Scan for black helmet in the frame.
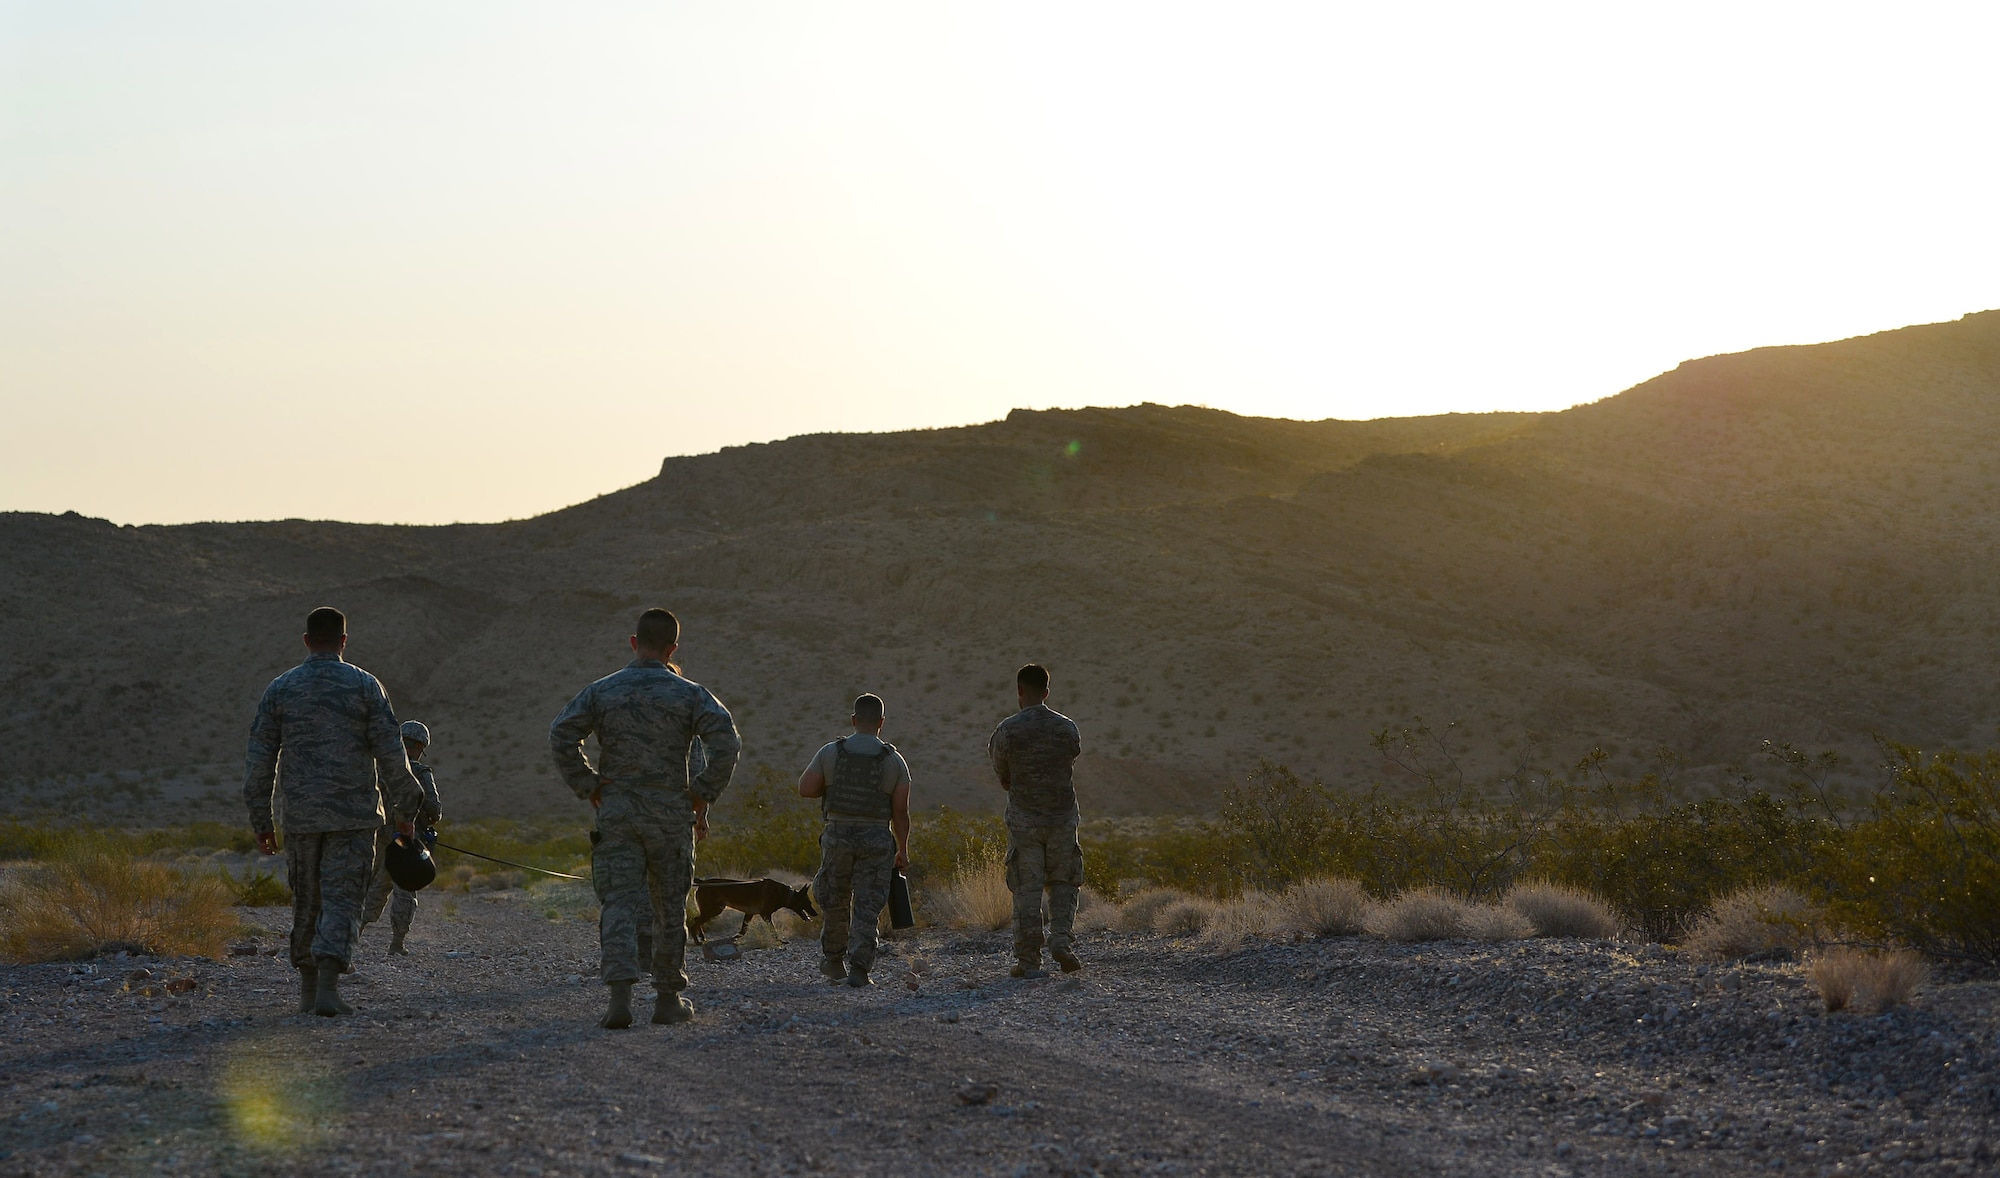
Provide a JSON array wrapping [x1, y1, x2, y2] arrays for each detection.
[[384, 832, 437, 892]]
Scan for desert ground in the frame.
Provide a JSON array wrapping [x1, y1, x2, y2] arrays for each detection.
[[2, 889, 1993, 1176]]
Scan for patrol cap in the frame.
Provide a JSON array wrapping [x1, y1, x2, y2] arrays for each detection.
[[400, 720, 431, 746]]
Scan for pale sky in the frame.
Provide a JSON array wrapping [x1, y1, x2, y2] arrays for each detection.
[[5, 2, 1998, 525]]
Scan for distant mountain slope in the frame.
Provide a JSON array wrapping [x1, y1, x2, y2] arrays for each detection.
[[5, 311, 1999, 826]]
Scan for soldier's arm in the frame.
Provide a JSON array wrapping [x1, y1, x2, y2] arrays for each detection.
[[417, 764, 443, 826], [989, 726, 1011, 789], [890, 778, 911, 868], [548, 686, 602, 800], [367, 680, 424, 822], [242, 685, 283, 837], [688, 689, 741, 804]]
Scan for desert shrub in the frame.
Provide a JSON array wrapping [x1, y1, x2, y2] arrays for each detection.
[[1505, 882, 1621, 939], [1277, 877, 1370, 938], [0, 835, 239, 961], [1814, 742, 2000, 963], [218, 866, 292, 907], [927, 858, 1011, 931], [1366, 887, 1470, 942], [1195, 891, 1285, 952], [1152, 896, 1216, 936], [1809, 947, 1929, 1014], [1116, 887, 1187, 931], [1073, 887, 1118, 933], [1462, 903, 1534, 941], [909, 806, 1007, 889], [1682, 884, 1819, 961], [698, 767, 821, 878]]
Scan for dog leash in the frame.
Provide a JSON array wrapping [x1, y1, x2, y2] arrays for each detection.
[[430, 839, 587, 881]]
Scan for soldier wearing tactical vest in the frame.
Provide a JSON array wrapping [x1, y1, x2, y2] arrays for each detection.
[[989, 663, 1085, 978], [798, 693, 912, 987]]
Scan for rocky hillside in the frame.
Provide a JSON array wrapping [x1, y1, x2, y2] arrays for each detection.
[[5, 311, 2000, 824]]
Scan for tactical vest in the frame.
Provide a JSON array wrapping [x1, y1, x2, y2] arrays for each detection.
[[823, 737, 895, 823]]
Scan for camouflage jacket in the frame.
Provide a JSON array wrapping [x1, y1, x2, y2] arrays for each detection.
[[548, 658, 741, 804], [385, 760, 444, 828], [243, 651, 423, 835], [989, 703, 1083, 823]]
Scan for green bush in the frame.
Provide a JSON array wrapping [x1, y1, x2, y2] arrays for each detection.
[[1817, 742, 2000, 962], [218, 866, 292, 907], [700, 765, 822, 878]]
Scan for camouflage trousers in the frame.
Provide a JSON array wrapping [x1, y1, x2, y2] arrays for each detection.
[[361, 826, 418, 936], [284, 828, 377, 969], [1006, 819, 1083, 962], [812, 822, 896, 972], [592, 789, 695, 991]]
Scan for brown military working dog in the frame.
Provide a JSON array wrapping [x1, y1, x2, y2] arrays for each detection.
[[689, 877, 818, 943]]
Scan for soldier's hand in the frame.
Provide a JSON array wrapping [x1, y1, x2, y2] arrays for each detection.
[[256, 832, 278, 856], [588, 785, 603, 811], [694, 810, 710, 842], [895, 846, 910, 869], [396, 821, 415, 837]]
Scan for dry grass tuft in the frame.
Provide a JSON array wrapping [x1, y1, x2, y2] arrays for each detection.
[[1117, 887, 1189, 932], [1683, 884, 1818, 961], [1195, 892, 1286, 952], [1276, 877, 1371, 938], [1809, 947, 1929, 1014], [1152, 896, 1217, 937], [0, 840, 239, 962], [1463, 903, 1535, 942], [1505, 882, 1623, 939], [1366, 887, 1469, 942], [927, 858, 1012, 931], [1074, 887, 1118, 933]]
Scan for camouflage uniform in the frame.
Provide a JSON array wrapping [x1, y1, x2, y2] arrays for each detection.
[[989, 704, 1084, 964], [807, 735, 910, 974], [243, 651, 423, 969], [551, 660, 739, 992], [363, 757, 443, 939]]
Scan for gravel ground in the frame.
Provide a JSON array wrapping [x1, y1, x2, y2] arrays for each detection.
[[2, 893, 1996, 1176]]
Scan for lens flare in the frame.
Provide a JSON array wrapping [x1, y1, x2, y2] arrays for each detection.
[[218, 1039, 341, 1153]]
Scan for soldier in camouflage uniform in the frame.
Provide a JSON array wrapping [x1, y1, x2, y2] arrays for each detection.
[[362, 720, 444, 955], [551, 608, 740, 1029], [988, 663, 1085, 978], [797, 694, 911, 987], [244, 607, 424, 1017]]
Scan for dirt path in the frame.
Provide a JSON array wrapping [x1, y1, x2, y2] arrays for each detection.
[[2, 894, 1994, 1175]]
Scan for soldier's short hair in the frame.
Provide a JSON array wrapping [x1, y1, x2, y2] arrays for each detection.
[[635, 607, 680, 652], [305, 606, 346, 642], [853, 694, 884, 724], [1017, 663, 1050, 694]]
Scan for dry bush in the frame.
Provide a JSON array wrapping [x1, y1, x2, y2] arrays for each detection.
[[1505, 882, 1623, 939], [1463, 903, 1534, 942], [1152, 896, 1217, 937], [1074, 887, 1118, 933], [1683, 884, 1818, 961], [1195, 892, 1287, 952], [1366, 887, 1470, 942], [1117, 887, 1189, 932], [0, 842, 238, 962], [1809, 948, 1929, 1013], [927, 859, 1012, 931], [1276, 877, 1370, 938]]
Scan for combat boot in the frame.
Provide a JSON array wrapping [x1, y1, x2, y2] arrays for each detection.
[[387, 929, 408, 956], [297, 965, 318, 1013], [1010, 958, 1046, 980], [819, 954, 847, 981], [1051, 948, 1083, 973], [311, 956, 353, 1016], [652, 991, 694, 1024], [846, 964, 872, 988], [600, 980, 634, 1030]]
